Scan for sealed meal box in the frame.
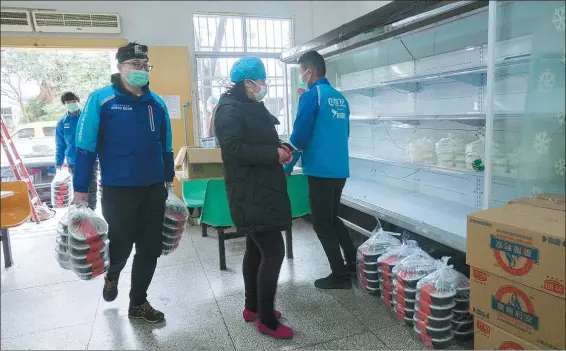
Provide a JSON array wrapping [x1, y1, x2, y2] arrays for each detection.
[[469, 267, 565, 350], [467, 202, 565, 298], [474, 319, 539, 350]]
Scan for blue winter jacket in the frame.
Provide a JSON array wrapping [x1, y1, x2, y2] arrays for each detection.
[[283, 78, 350, 179], [73, 74, 174, 193], [55, 112, 80, 167]]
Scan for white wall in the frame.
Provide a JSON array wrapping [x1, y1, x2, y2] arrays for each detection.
[[310, 1, 392, 38]]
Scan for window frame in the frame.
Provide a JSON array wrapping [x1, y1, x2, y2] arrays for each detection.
[[192, 13, 294, 141]]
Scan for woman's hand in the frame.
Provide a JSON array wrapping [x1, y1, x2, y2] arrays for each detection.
[[277, 147, 292, 165]]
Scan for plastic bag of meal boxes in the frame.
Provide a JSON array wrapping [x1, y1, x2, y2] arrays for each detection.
[[413, 263, 472, 349], [162, 191, 189, 255], [356, 221, 402, 296], [376, 240, 421, 308], [392, 251, 443, 326], [51, 168, 74, 208], [59, 204, 110, 280]]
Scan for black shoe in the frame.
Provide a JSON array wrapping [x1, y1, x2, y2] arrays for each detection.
[[102, 276, 118, 302], [345, 262, 357, 275], [128, 301, 165, 323], [314, 274, 352, 290]]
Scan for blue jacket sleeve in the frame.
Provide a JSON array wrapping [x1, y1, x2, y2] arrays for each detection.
[[73, 92, 99, 193], [161, 102, 175, 183], [283, 151, 301, 174], [289, 89, 318, 150], [55, 118, 66, 167]]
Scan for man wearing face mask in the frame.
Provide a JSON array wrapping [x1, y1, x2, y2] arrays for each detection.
[[284, 51, 356, 290], [55, 92, 98, 210], [72, 42, 174, 323], [214, 57, 295, 339]]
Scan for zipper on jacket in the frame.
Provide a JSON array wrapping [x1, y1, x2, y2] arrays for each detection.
[[148, 105, 155, 132]]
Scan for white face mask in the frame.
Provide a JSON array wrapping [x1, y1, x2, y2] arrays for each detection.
[[250, 80, 268, 101]]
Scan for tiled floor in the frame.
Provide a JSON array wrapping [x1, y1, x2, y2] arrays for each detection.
[[1, 218, 471, 350]]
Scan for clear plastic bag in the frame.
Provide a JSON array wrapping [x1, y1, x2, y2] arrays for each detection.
[[65, 204, 109, 280], [356, 220, 402, 295], [408, 137, 437, 165], [55, 212, 71, 270], [51, 169, 74, 208], [413, 264, 472, 348], [377, 240, 420, 308], [162, 191, 189, 255]]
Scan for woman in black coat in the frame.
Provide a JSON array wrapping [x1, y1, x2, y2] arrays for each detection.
[[213, 57, 295, 340]]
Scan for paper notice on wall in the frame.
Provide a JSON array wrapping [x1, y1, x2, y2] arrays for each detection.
[[163, 95, 181, 119]]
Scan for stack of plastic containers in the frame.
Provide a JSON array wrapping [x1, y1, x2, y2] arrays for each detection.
[[51, 169, 73, 208], [408, 137, 437, 165], [376, 240, 420, 309], [413, 265, 472, 349], [436, 135, 457, 168], [65, 205, 109, 280], [161, 192, 189, 255], [55, 212, 71, 269], [356, 224, 401, 296], [392, 251, 442, 326]]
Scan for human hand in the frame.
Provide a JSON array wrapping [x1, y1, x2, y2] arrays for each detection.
[[277, 147, 292, 165], [72, 192, 89, 205], [285, 173, 291, 178]]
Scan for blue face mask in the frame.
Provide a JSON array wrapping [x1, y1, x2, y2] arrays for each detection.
[[126, 69, 149, 87]]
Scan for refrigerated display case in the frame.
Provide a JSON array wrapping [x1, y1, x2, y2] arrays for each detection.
[[280, 1, 565, 252]]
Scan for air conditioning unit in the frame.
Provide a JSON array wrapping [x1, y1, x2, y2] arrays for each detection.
[[1, 9, 33, 32], [32, 10, 121, 34]]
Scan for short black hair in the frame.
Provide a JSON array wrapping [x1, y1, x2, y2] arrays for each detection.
[[297, 51, 326, 77], [60, 91, 79, 105]]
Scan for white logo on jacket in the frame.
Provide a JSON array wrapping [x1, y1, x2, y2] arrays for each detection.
[[331, 109, 346, 119], [328, 98, 346, 107], [110, 104, 133, 111]]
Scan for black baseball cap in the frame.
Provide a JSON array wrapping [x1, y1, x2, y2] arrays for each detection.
[[116, 42, 148, 63]]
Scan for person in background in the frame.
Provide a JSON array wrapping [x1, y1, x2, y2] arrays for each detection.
[[284, 51, 356, 290], [214, 57, 295, 339], [72, 42, 174, 323], [55, 91, 98, 210]]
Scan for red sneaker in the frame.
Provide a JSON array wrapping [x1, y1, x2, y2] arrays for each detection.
[[243, 308, 282, 322], [256, 320, 295, 339]]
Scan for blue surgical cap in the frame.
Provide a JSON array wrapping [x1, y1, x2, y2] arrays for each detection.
[[230, 57, 266, 83]]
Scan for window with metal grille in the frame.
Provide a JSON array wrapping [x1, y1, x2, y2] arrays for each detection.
[[193, 14, 293, 139]]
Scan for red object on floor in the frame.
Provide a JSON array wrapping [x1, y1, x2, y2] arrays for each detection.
[[256, 320, 295, 339], [242, 308, 282, 322]]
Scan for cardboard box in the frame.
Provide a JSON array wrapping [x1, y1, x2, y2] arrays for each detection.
[[474, 318, 539, 350], [510, 193, 565, 212], [467, 203, 565, 298], [470, 267, 565, 349], [174, 146, 224, 179]]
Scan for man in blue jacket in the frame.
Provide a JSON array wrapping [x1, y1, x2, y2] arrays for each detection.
[[284, 51, 356, 290], [55, 91, 98, 210], [73, 42, 174, 323]]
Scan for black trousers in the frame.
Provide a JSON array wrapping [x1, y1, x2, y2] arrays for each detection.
[[243, 229, 285, 325], [69, 161, 98, 211], [308, 176, 357, 275], [102, 183, 167, 306]]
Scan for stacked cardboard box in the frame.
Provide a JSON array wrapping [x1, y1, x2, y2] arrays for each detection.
[[466, 194, 565, 350], [174, 146, 224, 179]]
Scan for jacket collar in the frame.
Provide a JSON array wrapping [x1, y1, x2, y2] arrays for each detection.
[[308, 77, 330, 89], [110, 73, 153, 101]]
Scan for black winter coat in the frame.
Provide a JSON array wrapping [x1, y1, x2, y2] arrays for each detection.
[[214, 95, 292, 233]]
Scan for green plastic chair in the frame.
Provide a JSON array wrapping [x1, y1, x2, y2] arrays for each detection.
[[284, 174, 311, 259], [182, 179, 209, 208], [199, 178, 241, 270]]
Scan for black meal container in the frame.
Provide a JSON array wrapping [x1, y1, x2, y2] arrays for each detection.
[[75, 260, 110, 280], [69, 247, 107, 266], [68, 238, 107, 256], [455, 286, 470, 299], [55, 247, 69, 262], [72, 258, 108, 274], [364, 261, 378, 271], [412, 325, 454, 350], [56, 237, 67, 253], [162, 241, 179, 253], [414, 312, 453, 329], [424, 326, 453, 340], [403, 288, 417, 300], [163, 221, 183, 235], [365, 279, 379, 289], [399, 275, 423, 289], [452, 309, 472, 321], [419, 284, 457, 306], [162, 230, 181, 245], [453, 329, 473, 341], [404, 316, 413, 326], [366, 286, 381, 297], [451, 319, 474, 333], [362, 252, 380, 262], [422, 301, 456, 319], [68, 231, 108, 247], [399, 298, 416, 311], [163, 213, 185, 227], [454, 298, 469, 311], [363, 270, 379, 281]]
